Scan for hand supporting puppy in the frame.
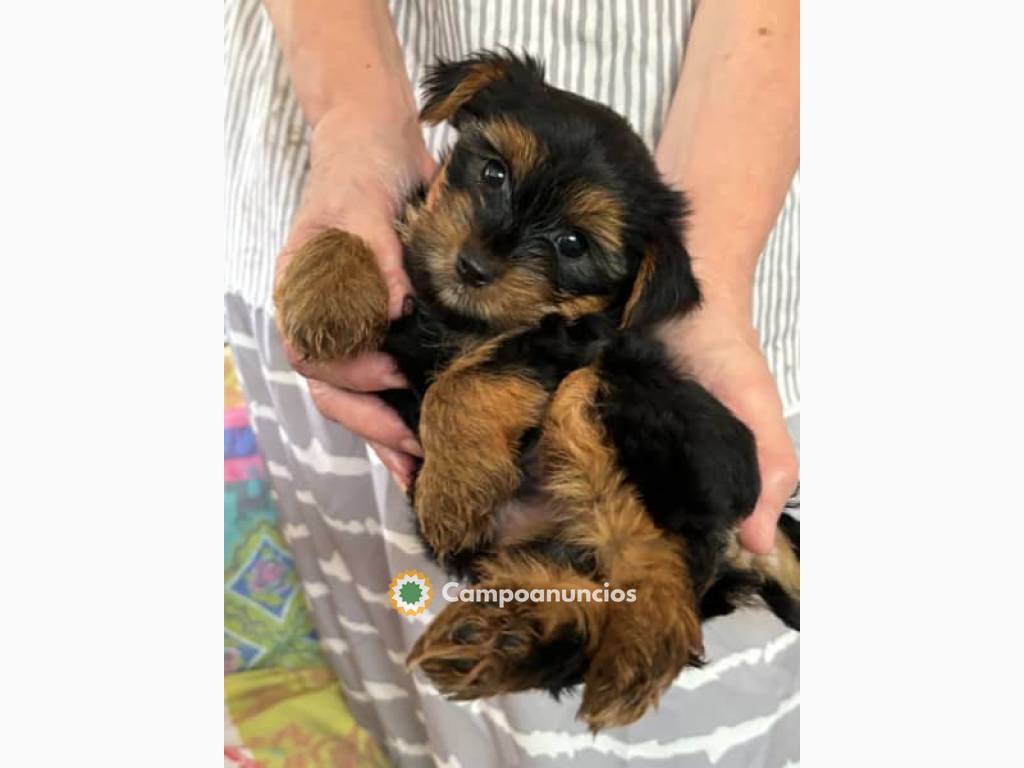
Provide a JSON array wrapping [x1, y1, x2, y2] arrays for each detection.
[[273, 113, 435, 490], [265, 0, 436, 490], [660, 308, 798, 555], [654, 0, 800, 554]]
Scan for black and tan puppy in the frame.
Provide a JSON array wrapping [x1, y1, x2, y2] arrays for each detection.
[[275, 51, 799, 731]]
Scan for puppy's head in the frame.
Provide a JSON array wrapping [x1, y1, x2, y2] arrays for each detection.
[[401, 51, 699, 331]]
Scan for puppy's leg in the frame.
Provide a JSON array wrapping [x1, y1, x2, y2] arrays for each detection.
[[702, 515, 800, 629], [597, 332, 760, 543], [273, 229, 389, 361], [413, 348, 550, 559], [407, 550, 602, 700], [541, 367, 704, 731]]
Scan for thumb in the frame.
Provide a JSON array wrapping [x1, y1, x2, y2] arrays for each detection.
[[739, 430, 799, 554], [361, 225, 413, 321]]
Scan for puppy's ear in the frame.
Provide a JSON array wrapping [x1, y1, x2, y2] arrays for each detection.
[[621, 216, 701, 329], [420, 50, 545, 127]]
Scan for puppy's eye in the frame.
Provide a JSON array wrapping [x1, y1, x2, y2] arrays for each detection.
[[556, 231, 588, 259], [481, 160, 507, 188]]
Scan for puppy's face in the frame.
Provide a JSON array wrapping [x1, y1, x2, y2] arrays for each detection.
[[401, 53, 699, 331]]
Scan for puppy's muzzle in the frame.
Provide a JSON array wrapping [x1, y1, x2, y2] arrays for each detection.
[[456, 249, 500, 287]]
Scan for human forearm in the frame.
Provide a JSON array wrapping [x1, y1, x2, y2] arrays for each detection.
[[655, 0, 799, 318], [264, 0, 419, 129]]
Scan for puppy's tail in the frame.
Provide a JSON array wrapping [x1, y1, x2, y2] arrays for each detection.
[[699, 511, 801, 630]]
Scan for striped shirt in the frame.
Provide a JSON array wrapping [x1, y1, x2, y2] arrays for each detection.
[[225, 0, 800, 415]]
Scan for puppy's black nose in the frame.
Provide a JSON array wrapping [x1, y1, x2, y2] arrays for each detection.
[[456, 253, 494, 287]]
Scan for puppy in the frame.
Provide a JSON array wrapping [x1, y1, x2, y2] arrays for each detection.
[[275, 51, 799, 731]]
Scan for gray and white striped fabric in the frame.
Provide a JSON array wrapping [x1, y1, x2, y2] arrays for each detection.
[[225, 1, 799, 765]]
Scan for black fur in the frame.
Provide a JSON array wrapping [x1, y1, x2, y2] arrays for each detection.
[[698, 513, 801, 629], [597, 332, 761, 588], [386, 51, 798, 633]]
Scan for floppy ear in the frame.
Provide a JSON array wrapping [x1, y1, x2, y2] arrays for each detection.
[[420, 50, 545, 127], [621, 221, 702, 328]]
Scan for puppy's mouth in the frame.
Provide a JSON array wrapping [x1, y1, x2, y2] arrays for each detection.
[[433, 253, 556, 329]]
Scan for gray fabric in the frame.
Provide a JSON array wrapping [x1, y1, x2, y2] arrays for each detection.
[[226, 295, 799, 768]]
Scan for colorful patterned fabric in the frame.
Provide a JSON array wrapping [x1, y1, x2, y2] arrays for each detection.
[[225, 348, 392, 767], [225, 349, 322, 673], [225, 667, 390, 768]]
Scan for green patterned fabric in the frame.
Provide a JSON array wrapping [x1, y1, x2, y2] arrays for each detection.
[[225, 520, 324, 671]]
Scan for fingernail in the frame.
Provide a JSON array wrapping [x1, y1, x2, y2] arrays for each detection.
[[400, 438, 424, 457], [383, 371, 409, 389]]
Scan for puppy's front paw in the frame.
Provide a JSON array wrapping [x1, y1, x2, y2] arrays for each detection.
[[273, 229, 389, 361], [411, 459, 505, 560]]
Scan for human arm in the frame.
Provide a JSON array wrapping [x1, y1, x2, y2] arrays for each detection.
[[654, 0, 800, 553], [264, 0, 436, 487]]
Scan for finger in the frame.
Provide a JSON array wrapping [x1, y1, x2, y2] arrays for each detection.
[[367, 441, 417, 493], [739, 440, 799, 554], [308, 380, 423, 456], [371, 235, 415, 320], [287, 346, 408, 392]]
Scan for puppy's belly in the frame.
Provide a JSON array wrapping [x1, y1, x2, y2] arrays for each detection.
[[492, 432, 557, 546], [493, 493, 556, 546]]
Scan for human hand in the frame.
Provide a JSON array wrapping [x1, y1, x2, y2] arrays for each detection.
[[660, 305, 799, 555], [274, 108, 436, 490]]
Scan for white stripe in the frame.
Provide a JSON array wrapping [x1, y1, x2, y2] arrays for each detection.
[[262, 365, 309, 390], [674, 631, 799, 691], [365, 681, 410, 700], [281, 430, 372, 476], [266, 460, 291, 479], [388, 736, 431, 756], [281, 522, 309, 541], [460, 692, 799, 763], [304, 580, 330, 598], [247, 400, 278, 422], [410, 666, 798, 762], [337, 613, 379, 635], [321, 636, 348, 655], [432, 753, 464, 768], [319, 551, 352, 583], [321, 514, 426, 555], [764, 630, 800, 664], [226, 329, 258, 350], [345, 681, 410, 703]]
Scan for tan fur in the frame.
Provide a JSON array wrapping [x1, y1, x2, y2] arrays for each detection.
[[540, 367, 704, 730], [414, 341, 551, 557], [404, 187, 612, 330], [564, 182, 626, 255], [725, 527, 801, 601], [407, 553, 605, 697], [479, 118, 544, 179], [411, 367, 705, 731], [620, 249, 656, 327], [421, 60, 510, 124], [273, 229, 388, 360]]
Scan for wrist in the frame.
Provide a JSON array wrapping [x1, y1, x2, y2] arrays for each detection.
[[687, 253, 755, 326], [309, 108, 433, 202]]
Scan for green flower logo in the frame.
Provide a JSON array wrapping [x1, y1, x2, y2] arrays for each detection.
[[389, 570, 432, 616]]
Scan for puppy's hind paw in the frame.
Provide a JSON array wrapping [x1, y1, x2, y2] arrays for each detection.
[[408, 579, 594, 700]]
